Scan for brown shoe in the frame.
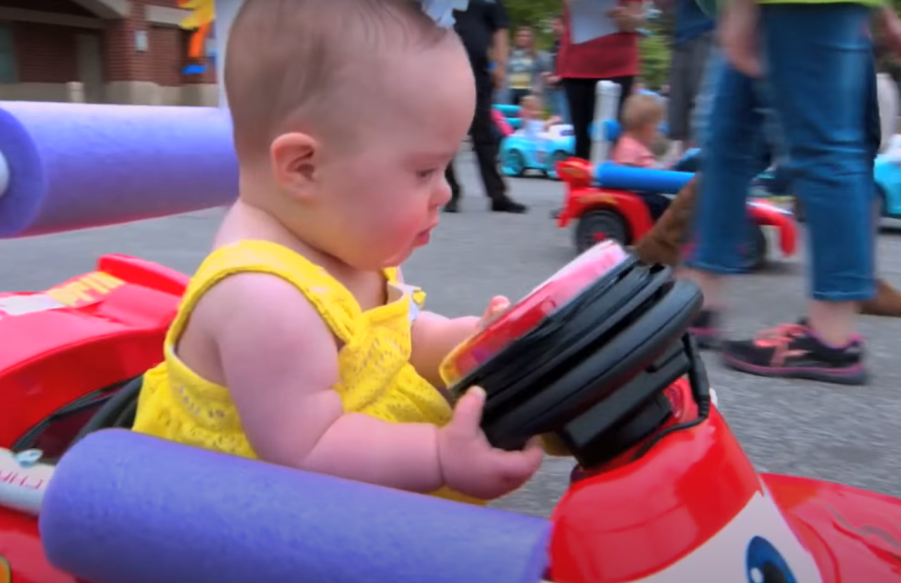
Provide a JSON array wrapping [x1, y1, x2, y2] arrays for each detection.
[[632, 178, 698, 267], [860, 278, 901, 317]]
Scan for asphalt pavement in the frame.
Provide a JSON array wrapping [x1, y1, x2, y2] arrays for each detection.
[[2, 151, 900, 519]]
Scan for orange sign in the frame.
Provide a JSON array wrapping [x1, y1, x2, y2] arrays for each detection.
[[0, 555, 10, 583]]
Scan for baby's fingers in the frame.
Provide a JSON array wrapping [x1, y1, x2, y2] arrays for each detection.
[[493, 438, 544, 482], [450, 386, 487, 437], [481, 296, 510, 326]]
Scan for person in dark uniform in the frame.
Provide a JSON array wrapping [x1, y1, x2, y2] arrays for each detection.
[[445, 0, 527, 214]]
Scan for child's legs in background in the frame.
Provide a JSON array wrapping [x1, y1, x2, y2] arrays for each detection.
[[762, 3, 874, 310]]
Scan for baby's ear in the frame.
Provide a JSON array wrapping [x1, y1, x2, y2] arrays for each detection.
[[270, 132, 319, 201]]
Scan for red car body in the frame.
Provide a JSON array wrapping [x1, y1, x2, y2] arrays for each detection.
[[0, 255, 186, 453], [555, 158, 798, 262], [2, 254, 899, 583]]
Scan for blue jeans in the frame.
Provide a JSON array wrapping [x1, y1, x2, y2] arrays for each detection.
[[692, 48, 784, 170], [547, 87, 571, 124], [686, 3, 875, 302]]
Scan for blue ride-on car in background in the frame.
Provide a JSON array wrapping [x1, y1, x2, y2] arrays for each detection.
[[874, 136, 901, 218], [500, 124, 576, 180]]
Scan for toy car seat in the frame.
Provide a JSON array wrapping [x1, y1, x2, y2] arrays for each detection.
[[71, 376, 143, 442], [10, 376, 142, 463]]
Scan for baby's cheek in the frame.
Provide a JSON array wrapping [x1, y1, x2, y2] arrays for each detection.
[[391, 205, 430, 237]]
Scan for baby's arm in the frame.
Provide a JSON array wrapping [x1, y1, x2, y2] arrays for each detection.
[[543, 115, 562, 130], [410, 312, 482, 387], [397, 268, 499, 387], [204, 273, 445, 493]]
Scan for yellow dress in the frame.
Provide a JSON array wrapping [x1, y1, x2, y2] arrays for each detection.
[[132, 240, 481, 504]]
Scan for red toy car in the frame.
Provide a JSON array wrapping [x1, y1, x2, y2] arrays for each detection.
[[0, 254, 186, 456], [1, 245, 901, 583], [555, 158, 798, 271]]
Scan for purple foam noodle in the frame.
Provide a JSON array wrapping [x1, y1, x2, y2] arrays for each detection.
[[39, 430, 551, 583], [0, 102, 239, 238]]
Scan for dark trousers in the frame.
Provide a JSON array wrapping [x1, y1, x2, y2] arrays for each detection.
[[446, 78, 506, 203], [563, 76, 634, 160]]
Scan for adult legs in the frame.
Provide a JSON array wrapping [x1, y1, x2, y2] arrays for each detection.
[[860, 53, 901, 315], [445, 80, 527, 213], [563, 76, 635, 161], [550, 86, 571, 124], [686, 3, 873, 384], [668, 32, 713, 152], [563, 78, 597, 160]]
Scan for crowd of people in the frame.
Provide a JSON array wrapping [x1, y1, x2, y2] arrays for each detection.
[[445, 0, 711, 212], [448, 0, 901, 386]]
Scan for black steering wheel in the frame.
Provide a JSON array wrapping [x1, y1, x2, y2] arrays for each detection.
[[446, 253, 710, 470]]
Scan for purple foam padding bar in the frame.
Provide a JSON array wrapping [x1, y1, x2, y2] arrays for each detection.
[[40, 430, 551, 583], [0, 102, 238, 238]]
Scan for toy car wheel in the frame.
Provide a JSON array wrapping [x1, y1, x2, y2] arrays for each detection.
[[575, 209, 629, 254], [546, 150, 569, 180], [740, 223, 768, 272], [503, 149, 526, 177]]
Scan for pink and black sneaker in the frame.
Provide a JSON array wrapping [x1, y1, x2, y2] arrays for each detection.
[[721, 321, 867, 385], [689, 309, 721, 350]]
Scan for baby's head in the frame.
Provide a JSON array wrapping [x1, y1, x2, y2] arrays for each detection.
[[621, 93, 664, 146], [226, 0, 475, 270], [519, 95, 542, 120]]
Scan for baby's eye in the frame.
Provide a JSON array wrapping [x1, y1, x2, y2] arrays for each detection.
[[417, 168, 438, 180]]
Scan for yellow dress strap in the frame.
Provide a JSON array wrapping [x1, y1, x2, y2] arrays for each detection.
[[169, 240, 363, 344]]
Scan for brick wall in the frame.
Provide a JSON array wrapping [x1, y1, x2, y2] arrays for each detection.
[[2, 0, 93, 16], [105, 0, 216, 86], [5, 0, 216, 95], [12, 22, 96, 84]]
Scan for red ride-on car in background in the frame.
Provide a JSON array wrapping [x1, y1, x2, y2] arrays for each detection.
[[0, 254, 185, 455], [555, 158, 798, 271]]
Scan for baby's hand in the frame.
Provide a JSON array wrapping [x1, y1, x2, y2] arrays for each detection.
[[480, 296, 510, 328], [437, 387, 543, 500]]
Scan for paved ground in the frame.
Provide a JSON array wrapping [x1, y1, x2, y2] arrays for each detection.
[[3, 152, 901, 519]]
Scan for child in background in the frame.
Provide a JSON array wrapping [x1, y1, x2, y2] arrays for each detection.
[[611, 93, 665, 168], [519, 95, 562, 163], [520, 95, 562, 139], [132, 0, 542, 505]]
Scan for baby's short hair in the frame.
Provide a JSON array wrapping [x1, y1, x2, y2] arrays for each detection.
[[621, 93, 664, 133], [225, 0, 451, 160], [520, 95, 541, 109]]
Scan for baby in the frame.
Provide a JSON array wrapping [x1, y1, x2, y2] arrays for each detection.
[[519, 95, 562, 163], [611, 93, 665, 168], [131, 0, 542, 504], [519, 95, 562, 140]]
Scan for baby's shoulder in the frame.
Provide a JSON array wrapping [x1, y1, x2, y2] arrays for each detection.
[[192, 270, 334, 341]]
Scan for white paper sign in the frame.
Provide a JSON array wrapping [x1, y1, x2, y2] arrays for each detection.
[[569, 0, 620, 44]]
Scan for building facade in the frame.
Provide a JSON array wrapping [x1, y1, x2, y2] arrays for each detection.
[[0, 0, 217, 105]]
